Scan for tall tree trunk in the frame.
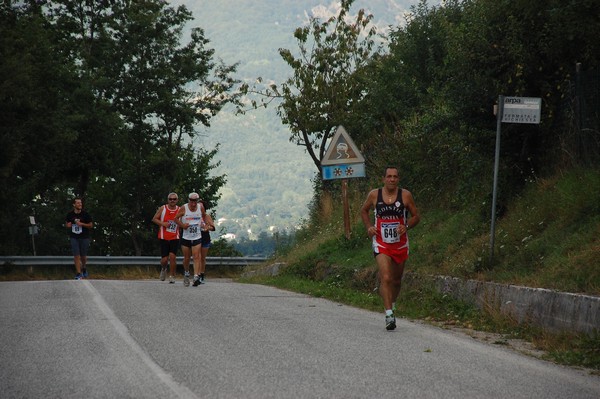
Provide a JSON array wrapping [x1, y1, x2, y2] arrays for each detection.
[[131, 228, 142, 256], [77, 168, 89, 197]]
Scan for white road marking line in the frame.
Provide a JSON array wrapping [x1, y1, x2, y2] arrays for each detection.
[[81, 281, 197, 399]]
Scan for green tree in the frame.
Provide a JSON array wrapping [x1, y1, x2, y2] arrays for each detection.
[[0, 2, 91, 254], [360, 0, 600, 207], [242, 0, 380, 172], [0, 0, 240, 256]]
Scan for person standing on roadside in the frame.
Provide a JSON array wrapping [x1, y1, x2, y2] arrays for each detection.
[[152, 192, 180, 284], [175, 192, 205, 287], [65, 197, 93, 280], [360, 166, 420, 331], [193, 200, 216, 286]]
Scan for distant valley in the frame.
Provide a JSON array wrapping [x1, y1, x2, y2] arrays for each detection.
[[170, 0, 418, 241]]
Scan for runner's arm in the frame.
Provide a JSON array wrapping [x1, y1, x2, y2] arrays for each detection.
[[360, 190, 377, 238], [151, 206, 166, 227], [402, 190, 421, 230]]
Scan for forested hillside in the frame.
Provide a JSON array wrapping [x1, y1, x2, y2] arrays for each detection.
[[234, 0, 600, 256], [2, 0, 598, 259], [195, 111, 315, 239], [0, 0, 418, 257]]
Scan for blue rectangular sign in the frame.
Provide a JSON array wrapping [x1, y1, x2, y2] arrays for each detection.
[[321, 163, 366, 180]]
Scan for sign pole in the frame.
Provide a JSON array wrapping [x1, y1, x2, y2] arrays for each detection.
[[29, 215, 37, 256], [489, 96, 540, 265], [489, 95, 504, 265], [342, 179, 351, 239], [31, 230, 36, 256]]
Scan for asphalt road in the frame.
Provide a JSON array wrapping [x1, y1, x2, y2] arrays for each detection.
[[1, 279, 598, 399]]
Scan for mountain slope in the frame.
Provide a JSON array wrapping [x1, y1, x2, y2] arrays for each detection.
[[169, 0, 420, 239]]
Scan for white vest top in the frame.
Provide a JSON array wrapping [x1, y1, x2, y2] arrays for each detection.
[[181, 203, 203, 241]]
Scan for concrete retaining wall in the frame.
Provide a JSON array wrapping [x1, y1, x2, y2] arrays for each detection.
[[431, 275, 600, 335]]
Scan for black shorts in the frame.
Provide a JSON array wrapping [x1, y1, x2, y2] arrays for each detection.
[[180, 238, 202, 248], [159, 239, 180, 258]]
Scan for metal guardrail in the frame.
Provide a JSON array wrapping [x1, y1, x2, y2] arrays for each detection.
[[0, 256, 268, 267]]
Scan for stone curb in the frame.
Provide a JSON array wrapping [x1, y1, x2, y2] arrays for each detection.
[[241, 262, 286, 278]]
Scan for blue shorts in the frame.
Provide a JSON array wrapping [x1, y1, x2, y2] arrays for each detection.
[[70, 237, 90, 257]]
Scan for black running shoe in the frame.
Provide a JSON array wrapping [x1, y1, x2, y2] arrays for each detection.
[[192, 275, 200, 287], [385, 313, 396, 331]]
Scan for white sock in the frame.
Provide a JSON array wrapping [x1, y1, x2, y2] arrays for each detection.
[[385, 309, 393, 316]]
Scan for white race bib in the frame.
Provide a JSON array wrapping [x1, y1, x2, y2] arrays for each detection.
[[186, 223, 201, 240], [380, 222, 400, 244], [166, 220, 177, 233]]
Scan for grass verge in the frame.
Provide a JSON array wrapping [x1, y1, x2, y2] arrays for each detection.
[[240, 167, 600, 372]]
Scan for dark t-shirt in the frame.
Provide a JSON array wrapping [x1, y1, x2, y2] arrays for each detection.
[[65, 210, 93, 239]]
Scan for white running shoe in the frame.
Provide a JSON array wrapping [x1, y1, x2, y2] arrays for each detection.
[[183, 273, 190, 287], [159, 268, 166, 281]]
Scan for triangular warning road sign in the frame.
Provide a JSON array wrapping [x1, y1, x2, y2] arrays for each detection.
[[321, 126, 365, 166]]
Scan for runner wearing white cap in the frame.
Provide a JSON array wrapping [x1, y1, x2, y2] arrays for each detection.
[[175, 192, 205, 287]]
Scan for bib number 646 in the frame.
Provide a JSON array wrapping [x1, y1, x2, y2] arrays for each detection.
[[380, 222, 400, 243]]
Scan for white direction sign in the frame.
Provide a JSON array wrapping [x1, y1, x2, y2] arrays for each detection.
[[502, 96, 541, 124]]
